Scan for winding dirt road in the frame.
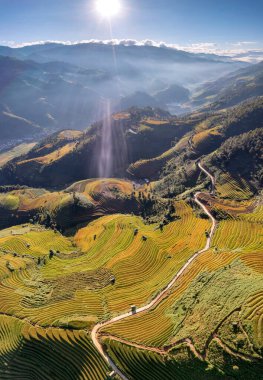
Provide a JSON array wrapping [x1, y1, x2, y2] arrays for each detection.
[[198, 162, 216, 195], [91, 163, 216, 379]]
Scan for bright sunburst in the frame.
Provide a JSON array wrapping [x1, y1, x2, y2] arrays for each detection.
[[95, 0, 121, 18]]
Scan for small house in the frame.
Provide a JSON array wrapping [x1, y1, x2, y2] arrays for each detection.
[[107, 371, 116, 379]]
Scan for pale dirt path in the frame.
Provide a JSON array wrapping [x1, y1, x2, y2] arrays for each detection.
[[198, 162, 216, 195], [91, 163, 217, 379]]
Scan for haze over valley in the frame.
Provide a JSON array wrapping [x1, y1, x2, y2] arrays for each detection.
[[0, 42, 248, 144], [0, 1, 262, 379]]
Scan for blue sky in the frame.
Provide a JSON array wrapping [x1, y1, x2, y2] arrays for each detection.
[[1, 0, 263, 56]]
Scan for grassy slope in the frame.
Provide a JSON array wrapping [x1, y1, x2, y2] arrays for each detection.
[[152, 97, 263, 198], [204, 128, 263, 199]]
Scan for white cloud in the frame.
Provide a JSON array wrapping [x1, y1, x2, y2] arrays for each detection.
[[0, 38, 216, 50], [0, 40, 17, 47], [1, 39, 262, 63], [231, 41, 257, 47]]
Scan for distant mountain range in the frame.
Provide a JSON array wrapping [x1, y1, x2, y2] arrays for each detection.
[[0, 43, 248, 141], [0, 42, 242, 71]]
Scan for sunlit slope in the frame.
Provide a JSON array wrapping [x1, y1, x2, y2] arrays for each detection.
[[205, 128, 263, 200], [0, 225, 74, 258], [192, 61, 263, 109], [0, 201, 209, 327], [125, 98, 261, 202], [0, 143, 36, 168], [103, 200, 263, 377], [0, 109, 195, 188], [0, 178, 145, 229], [104, 338, 263, 380], [0, 315, 109, 380]]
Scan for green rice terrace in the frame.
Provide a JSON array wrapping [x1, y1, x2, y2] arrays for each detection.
[[0, 100, 262, 379], [1, 0, 263, 377], [0, 158, 262, 379]]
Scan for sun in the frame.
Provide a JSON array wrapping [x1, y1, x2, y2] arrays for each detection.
[[95, 0, 122, 18]]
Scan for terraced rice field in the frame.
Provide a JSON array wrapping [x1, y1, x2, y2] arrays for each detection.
[[102, 201, 263, 376], [198, 192, 256, 216], [0, 225, 74, 257], [128, 142, 181, 178], [0, 201, 209, 327], [67, 178, 135, 200], [144, 118, 170, 126], [192, 127, 222, 152], [104, 338, 263, 380], [0, 315, 109, 379], [112, 112, 130, 121], [0, 178, 143, 230], [216, 172, 253, 200], [0, 174, 262, 378]]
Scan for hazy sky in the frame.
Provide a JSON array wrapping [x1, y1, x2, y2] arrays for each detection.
[[1, 0, 263, 53]]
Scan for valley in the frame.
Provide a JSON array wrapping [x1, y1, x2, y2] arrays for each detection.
[[0, 38, 262, 380], [0, 43, 247, 144]]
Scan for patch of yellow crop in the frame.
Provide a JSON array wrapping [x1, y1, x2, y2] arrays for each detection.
[[18, 142, 77, 165], [0, 143, 36, 167], [193, 126, 222, 148], [112, 112, 130, 121], [0, 201, 210, 326], [145, 118, 169, 125], [58, 130, 83, 140], [0, 224, 74, 257]]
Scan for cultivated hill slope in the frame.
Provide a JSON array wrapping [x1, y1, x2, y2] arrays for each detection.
[[128, 97, 263, 199], [1, 96, 262, 197], [0, 77, 262, 378], [0, 108, 199, 187], [204, 128, 263, 199], [0, 170, 262, 379], [193, 60, 263, 109]]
